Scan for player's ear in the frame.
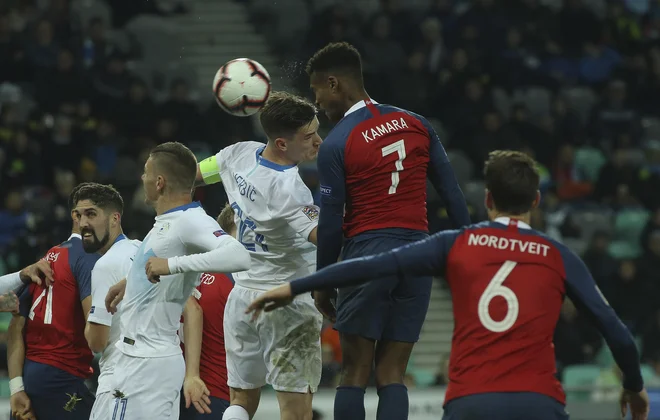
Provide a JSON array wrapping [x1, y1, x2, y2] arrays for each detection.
[[156, 174, 165, 193], [531, 190, 541, 210], [274, 137, 288, 152], [328, 76, 338, 92], [484, 189, 493, 211]]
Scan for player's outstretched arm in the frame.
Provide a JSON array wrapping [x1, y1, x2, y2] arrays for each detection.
[[182, 297, 211, 414], [419, 115, 470, 228], [562, 249, 648, 418], [8, 314, 33, 420], [247, 230, 459, 317], [165, 215, 250, 277], [0, 260, 56, 295]]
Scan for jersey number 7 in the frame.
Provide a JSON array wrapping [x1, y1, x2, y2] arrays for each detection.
[[478, 261, 519, 333], [381, 139, 406, 194], [29, 286, 54, 324]]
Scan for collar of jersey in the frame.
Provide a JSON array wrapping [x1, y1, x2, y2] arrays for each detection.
[[113, 233, 127, 244], [162, 201, 201, 215], [493, 216, 531, 229], [69, 233, 82, 240], [256, 146, 296, 171], [344, 99, 379, 117]]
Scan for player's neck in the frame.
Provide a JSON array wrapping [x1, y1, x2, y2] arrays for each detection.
[[343, 89, 371, 114], [489, 211, 531, 226], [262, 143, 296, 166], [99, 229, 125, 255], [155, 194, 193, 216]]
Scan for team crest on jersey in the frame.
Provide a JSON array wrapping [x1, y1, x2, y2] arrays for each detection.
[[158, 223, 170, 235], [302, 206, 319, 221], [320, 185, 332, 196]]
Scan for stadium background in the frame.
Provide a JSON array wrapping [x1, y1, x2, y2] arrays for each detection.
[[1, 0, 660, 418]]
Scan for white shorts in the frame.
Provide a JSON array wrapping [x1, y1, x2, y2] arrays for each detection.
[[90, 391, 114, 420], [109, 352, 185, 419], [224, 285, 323, 393]]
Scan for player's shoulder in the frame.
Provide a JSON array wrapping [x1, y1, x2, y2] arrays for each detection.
[[96, 238, 139, 269], [221, 140, 263, 160], [377, 104, 431, 126]]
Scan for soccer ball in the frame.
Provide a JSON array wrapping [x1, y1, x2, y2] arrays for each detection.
[[213, 58, 271, 117]]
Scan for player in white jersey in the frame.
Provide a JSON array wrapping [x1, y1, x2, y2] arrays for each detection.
[[195, 92, 323, 420], [70, 183, 140, 420], [103, 142, 251, 420]]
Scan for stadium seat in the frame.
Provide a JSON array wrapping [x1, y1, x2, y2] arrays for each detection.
[[563, 364, 602, 401], [492, 87, 511, 119], [0, 378, 9, 398], [446, 150, 474, 187], [561, 87, 597, 125], [71, 0, 113, 28], [574, 147, 607, 182], [572, 209, 614, 241], [609, 209, 650, 258]]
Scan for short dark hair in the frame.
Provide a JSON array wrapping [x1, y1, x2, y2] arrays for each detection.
[[483, 150, 540, 215], [217, 203, 236, 234], [68, 182, 95, 210], [149, 142, 198, 192], [305, 42, 364, 85], [259, 91, 317, 140], [73, 183, 124, 215]]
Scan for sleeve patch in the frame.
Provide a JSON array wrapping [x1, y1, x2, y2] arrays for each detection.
[[213, 230, 226, 237], [320, 186, 332, 196], [302, 206, 319, 221]]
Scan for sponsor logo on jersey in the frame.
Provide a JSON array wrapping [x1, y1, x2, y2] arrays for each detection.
[[200, 273, 216, 285], [44, 252, 60, 262], [213, 230, 226, 237], [302, 206, 319, 221], [320, 185, 332, 196]]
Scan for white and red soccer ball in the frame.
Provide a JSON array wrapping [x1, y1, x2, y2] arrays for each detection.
[[212, 58, 271, 117]]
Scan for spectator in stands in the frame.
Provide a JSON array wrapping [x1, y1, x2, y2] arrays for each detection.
[[554, 299, 602, 373], [582, 231, 618, 295]]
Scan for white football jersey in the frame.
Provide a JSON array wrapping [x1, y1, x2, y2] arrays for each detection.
[[87, 235, 140, 394], [200, 141, 318, 290], [116, 203, 232, 358]]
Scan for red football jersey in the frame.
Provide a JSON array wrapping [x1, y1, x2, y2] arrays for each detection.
[[444, 221, 566, 404], [182, 272, 233, 401], [21, 236, 98, 378], [342, 100, 431, 237]]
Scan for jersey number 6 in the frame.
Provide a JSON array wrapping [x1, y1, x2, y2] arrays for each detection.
[[381, 139, 406, 194], [478, 261, 519, 333]]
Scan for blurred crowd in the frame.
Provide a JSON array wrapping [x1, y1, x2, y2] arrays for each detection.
[[1, 0, 660, 398]]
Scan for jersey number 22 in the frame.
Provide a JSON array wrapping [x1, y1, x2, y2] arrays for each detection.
[[478, 261, 519, 333]]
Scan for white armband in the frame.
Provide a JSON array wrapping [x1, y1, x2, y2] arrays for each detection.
[[9, 377, 24, 395]]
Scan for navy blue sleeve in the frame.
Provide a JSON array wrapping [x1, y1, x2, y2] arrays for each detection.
[[561, 247, 644, 392], [71, 246, 98, 301], [316, 136, 346, 272], [414, 114, 470, 228], [291, 229, 461, 295], [17, 285, 30, 318]]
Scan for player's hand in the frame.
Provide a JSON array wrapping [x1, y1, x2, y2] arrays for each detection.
[[145, 257, 170, 283], [245, 284, 294, 321], [183, 375, 211, 414], [620, 388, 650, 420], [19, 259, 54, 287], [10, 391, 34, 419], [105, 278, 127, 314], [313, 289, 336, 323], [0, 291, 19, 313]]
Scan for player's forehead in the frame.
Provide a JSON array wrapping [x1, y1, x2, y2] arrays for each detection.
[[298, 116, 320, 137], [74, 199, 102, 213]]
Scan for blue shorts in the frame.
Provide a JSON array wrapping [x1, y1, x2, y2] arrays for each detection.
[[179, 394, 230, 420], [334, 228, 432, 343], [442, 392, 569, 420], [15, 360, 94, 420]]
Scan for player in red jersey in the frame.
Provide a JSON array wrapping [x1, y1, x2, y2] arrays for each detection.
[[180, 204, 236, 419], [8, 182, 100, 420], [305, 42, 470, 420], [247, 150, 650, 420]]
